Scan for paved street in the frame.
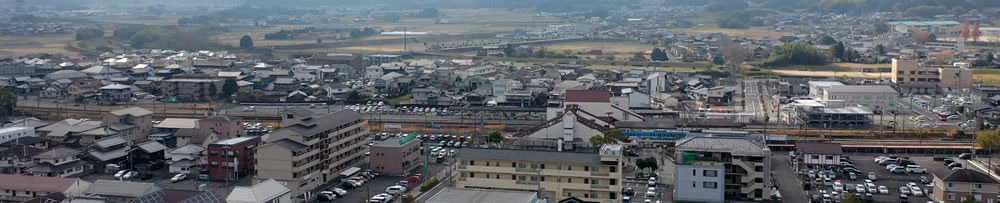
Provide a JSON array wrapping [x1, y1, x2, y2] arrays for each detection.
[[771, 154, 809, 203]]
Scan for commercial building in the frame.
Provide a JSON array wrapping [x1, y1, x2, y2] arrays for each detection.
[[254, 110, 368, 197], [888, 21, 961, 37], [0, 126, 35, 146], [787, 100, 874, 129], [370, 136, 423, 176], [365, 54, 403, 67], [0, 174, 90, 203], [674, 135, 772, 201], [454, 144, 624, 203], [891, 59, 973, 94], [159, 78, 223, 102], [932, 169, 1000, 203], [207, 136, 260, 181], [227, 179, 292, 203], [819, 85, 898, 109], [794, 142, 843, 167], [426, 187, 541, 203], [807, 81, 843, 99]]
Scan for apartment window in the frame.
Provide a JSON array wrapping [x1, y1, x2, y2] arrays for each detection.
[[910, 71, 915, 74], [692, 169, 697, 176], [610, 166, 616, 172], [948, 193, 955, 200], [469, 160, 475, 165], [584, 179, 590, 184], [897, 71, 904, 74], [584, 166, 589, 171], [531, 163, 538, 169], [567, 166, 572, 170], [530, 176, 538, 181], [826, 156, 833, 159], [511, 175, 516, 180], [692, 181, 696, 187], [590, 193, 598, 199], [540, 176, 545, 181], [592, 179, 599, 185], [755, 166, 763, 172], [976, 184, 983, 189], [948, 183, 955, 187], [512, 162, 516, 167], [609, 193, 616, 199], [461, 160, 468, 165], [469, 173, 475, 178], [211, 161, 218, 166], [540, 164, 545, 169], [910, 78, 915, 81], [703, 181, 718, 189], [486, 162, 490, 166], [811, 155, 819, 159], [568, 178, 572, 183], [704, 170, 718, 177], [519, 176, 526, 181]]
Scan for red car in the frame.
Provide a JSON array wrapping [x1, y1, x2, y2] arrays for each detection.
[[405, 176, 422, 183]]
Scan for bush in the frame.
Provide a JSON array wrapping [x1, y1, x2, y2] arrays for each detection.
[[420, 178, 440, 192]]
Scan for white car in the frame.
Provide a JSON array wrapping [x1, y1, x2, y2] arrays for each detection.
[[123, 171, 137, 179], [385, 185, 407, 195], [114, 170, 128, 179], [878, 186, 889, 194], [868, 172, 877, 181], [855, 184, 865, 193], [867, 185, 877, 193], [833, 182, 844, 192], [648, 177, 657, 186], [170, 174, 186, 182], [906, 165, 927, 173], [910, 187, 923, 196], [900, 186, 911, 195]]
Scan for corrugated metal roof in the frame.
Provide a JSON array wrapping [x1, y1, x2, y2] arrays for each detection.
[[426, 187, 538, 203], [84, 180, 159, 198]]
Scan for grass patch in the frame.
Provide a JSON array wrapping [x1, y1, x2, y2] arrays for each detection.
[[387, 95, 411, 104], [762, 63, 890, 72]]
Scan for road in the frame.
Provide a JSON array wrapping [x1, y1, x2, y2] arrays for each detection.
[[743, 79, 776, 123]]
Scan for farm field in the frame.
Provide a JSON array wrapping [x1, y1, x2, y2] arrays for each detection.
[[0, 35, 76, 58]]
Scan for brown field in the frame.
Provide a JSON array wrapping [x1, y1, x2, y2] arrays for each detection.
[[0, 35, 77, 58], [974, 73, 1000, 85], [665, 26, 791, 40], [542, 40, 657, 54]]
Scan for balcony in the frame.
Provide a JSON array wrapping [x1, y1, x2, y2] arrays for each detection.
[[591, 171, 610, 176], [516, 180, 539, 185], [458, 177, 467, 181], [458, 164, 467, 169], [515, 168, 540, 173], [591, 184, 610, 189]]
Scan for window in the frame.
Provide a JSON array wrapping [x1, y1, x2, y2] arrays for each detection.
[[592, 179, 599, 185], [540, 164, 545, 169], [469, 173, 475, 178], [512, 162, 516, 167], [469, 160, 475, 165], [530, 176, 538, 181], [609, 193, 616, 199], [692, 169, 697, 176], [211, 161, 218, 166], [540, 176, 545, 181], [511, 175, 516, 180], [826, 156, 834, 159], [691, 181, 696, 187], [703, 181, 718, 189], [610, 179, 617, 185], [811, 155, 819, 159], [947, 193, 955, 200], [584, 179, 590, 184], [976, 184, 983, 189], [584, 166, 589, 171], [610, 166, 616, 172], [704, 170, 718, 177], [948, 183, 955, 187]]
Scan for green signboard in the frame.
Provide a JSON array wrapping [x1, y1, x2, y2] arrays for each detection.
[[399, 133, 418, 146]]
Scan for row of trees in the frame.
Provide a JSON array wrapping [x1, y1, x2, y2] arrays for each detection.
[[113, 24, 227, 50], [761, 41, 827, 66], [75, 28, 105, 40]]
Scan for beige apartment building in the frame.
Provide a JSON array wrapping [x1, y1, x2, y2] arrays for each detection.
[[455, 144, 624, 203], [891, 59, 973, 94], [932, 169, 1000, 203], [254, 110, 368, 197], [160, 78, 223, 102]]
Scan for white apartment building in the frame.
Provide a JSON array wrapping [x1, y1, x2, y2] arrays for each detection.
[[0, 127, 34, 145], [674, 135, 772, 201]]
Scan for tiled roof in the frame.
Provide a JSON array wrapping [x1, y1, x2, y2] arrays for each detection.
[[0, 174, 80, 193]]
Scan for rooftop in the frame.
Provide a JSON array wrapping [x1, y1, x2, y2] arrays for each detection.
[[795, 142, 843, 155], [226, 179, 290, 203], [85, 180, 159, 198], [941, 169, 998, 184], [565, 90, 610, 103], [373, 136, 420, 148], [888, 21, 960, 26], [33, 147, 81, 159], [110, 107, 153, 117], [211, 136, 259, 146], [0, 174, 80, 193], [456, 148, 606, 165], [0, 126, 30, 134], [824, 85, 897, 94], [154, 118, 200, 129], [426, 187, 538, 203], [676, 135, 766, 157]]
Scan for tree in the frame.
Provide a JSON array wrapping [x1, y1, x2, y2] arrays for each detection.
[[762, 41, 827, 66], [503, 43, 514, 57], [713, 56, 725, 65], [962, 194, 977, 203], [0, 88, 15, 121], [589, 135, 607, 149], [347, 90, 364, 101], [651, 48, 669, 61], [875, 44, 886, 56], [832, 42, 845, 61], [910, 31, 936, 44], [402, 194, 416, 203], [239, 35, 254, 49], [819, 36, 837, 45], [635, 157, 658, 173], [604, 130, 626, 142], [986, 52, 995, 66], [208, 83, 218, 99], [221, 79, 238, 98], [872, 22, 890, 35], [904, 5, 948, 18], [977, 131, 1000, 152], [718, 38, 748, 69], [75, 27, 105, 40], [531, 93, 549, 106], [534, 47, 547, 58], [489, 131, 504, 143], [631, 52, 646, 61]]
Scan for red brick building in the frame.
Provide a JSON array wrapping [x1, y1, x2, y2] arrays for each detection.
[[207, 136, 260, 181]]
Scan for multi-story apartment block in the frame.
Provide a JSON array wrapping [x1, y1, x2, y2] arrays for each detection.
[[891, 59, 973, 94], [207, 136, 260, 181], [455, 144, 624, 203], [370, 136, 423, 176], [888, 21, 961, 37], [254, 110, 368, 197], [932, 169, 1000, 203], [0, 126, 35, 145], [159, 78, 223, 102], [674, 135, 772, 202]]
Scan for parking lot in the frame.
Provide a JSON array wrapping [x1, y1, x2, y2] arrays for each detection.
[[798, 154, 960, 203]]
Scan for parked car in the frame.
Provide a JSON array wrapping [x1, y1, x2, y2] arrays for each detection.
[[123, 171, 138, 179], [960, 153, 973, 159], [114, 170, 128, 179], [906, 165, 927, 173], [808, 170, 817, 178], [877, 186, 889, 194], [948, 162, 963, 169], [920, 176, 931, 184], [890, 166, 906, 174], [170, 174, 186, 182], [833, 182, 844, 192], [855, 184, 865, 193], [317, 191, 337, 201], [900, 186, 911, 195], [648, 177, 657, 186], [867, 172, 877, 181], [910, 187, 923, 196], [385, 185, 406, 195]]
